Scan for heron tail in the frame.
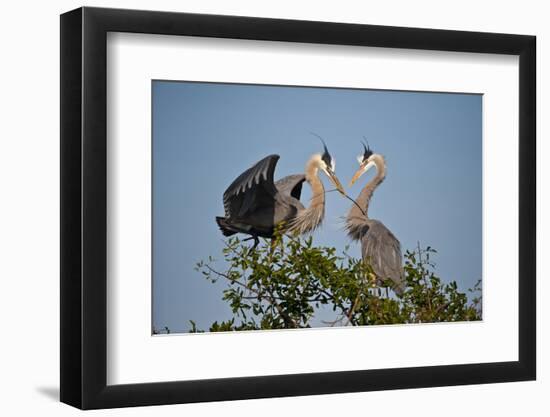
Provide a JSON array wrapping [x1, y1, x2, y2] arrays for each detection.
[[393, 280, 405, 296], [215, 217, 238, 237], [391, 271, 406, 296]]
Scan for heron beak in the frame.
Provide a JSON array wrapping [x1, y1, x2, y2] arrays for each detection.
[[349, 160, 375, 187], [325, 168, 345, 195]]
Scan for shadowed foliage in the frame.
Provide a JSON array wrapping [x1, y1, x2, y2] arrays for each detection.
[[182, 230, 481, 333]]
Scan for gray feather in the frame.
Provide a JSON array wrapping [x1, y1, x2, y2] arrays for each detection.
[[223, 154, 279, 218], [360, 220, 404, 294], [218, 154, 309, 240], [275, 174, 306, 201]]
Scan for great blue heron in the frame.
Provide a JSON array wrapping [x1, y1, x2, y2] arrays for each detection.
[[216, 143, 345, 247], [346, 143, 405, 294]]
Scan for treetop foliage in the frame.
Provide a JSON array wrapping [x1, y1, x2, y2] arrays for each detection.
[[185, 232, 481, 333]]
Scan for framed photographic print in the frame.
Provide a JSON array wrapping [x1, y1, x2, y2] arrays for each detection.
[[60, 6, 536, 410]]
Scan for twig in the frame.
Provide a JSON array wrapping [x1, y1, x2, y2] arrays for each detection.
[[433, 301, 451, 315], [342, 192, 366, 217], [417, 241, 433, 314], [203, 264, 298, 328], [266, 287, 298, 328], [309, 187, 366, 217], [322, 315, 346, 327], [345, 293, 362, 326], [204, 265, 254, 293]]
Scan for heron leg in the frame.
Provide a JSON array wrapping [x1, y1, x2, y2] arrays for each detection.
[[243, 235, 260, 249], [268, 238, 279, 254]]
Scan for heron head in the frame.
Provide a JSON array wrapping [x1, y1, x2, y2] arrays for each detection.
[[314, 136, 345, 195], [350, 141, 376, 186]]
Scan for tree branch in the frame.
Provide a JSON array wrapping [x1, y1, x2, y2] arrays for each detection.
[[203, 264, 298, 328], [345, 292, 361, 326]]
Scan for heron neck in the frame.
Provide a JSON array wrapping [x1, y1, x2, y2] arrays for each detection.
[[287, 156, 325, 235], [348, 155, 386, 220], [305, 159, 326, 212]]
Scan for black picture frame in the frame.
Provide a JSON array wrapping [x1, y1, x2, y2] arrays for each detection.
[[60, 6, 536, 410]]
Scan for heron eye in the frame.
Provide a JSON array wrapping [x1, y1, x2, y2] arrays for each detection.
[[356, 155, 364, 164]]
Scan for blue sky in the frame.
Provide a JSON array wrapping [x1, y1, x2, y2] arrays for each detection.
[[152, 80, 482, 333]]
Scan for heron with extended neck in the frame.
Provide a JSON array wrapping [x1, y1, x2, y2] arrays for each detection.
[[346, 142, 405, 294], [216, 141, 345, 247]]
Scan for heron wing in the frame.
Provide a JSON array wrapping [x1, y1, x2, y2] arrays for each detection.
[[223, 154, 280, 218], [275, 174, 306, 201], [362, 221, 404, 291]]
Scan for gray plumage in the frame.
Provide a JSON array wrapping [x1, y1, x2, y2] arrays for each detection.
[[346, 152, 405, 295], [347, 217, 404, 294], [216, 154, 306, 243], [274, 174, 306, 200], [217, 149, 344, 246]]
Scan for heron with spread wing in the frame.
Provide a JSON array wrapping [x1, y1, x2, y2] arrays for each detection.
[[216, 143, 345, 247], [346, 142, 405, 295]]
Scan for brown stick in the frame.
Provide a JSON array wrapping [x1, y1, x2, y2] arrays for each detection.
[[345, 293, 361, 326]]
